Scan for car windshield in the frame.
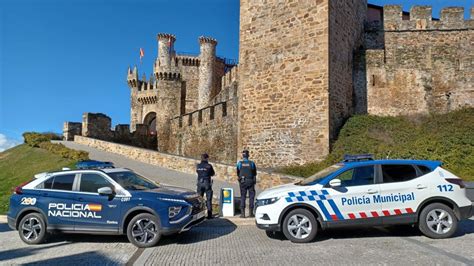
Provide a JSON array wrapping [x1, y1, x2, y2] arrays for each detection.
[[296, 164, 344, 186], [107, 171, 159, 191]]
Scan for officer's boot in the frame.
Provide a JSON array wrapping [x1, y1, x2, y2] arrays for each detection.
[[240, 208, 246, 218], [249, 208, 255, 218]]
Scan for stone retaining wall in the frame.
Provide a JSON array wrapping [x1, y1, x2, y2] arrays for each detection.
[[74, 136, 302, 189]]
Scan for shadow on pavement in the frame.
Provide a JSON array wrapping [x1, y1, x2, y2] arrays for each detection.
[[21, 251, 120, 266], [158, 218, 237, 246], [452, 218, 474, 237], [0, 223, 12, 233], [266, 219, 474, 242], [45, 233, 129, 244], [0, 243, 69, 262]]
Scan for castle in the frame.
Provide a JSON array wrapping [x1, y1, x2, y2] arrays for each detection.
[[64, 1, 474, 168]]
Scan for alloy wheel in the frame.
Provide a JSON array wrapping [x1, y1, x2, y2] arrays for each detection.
[[131, 219, 158, 244], [287, 214, 312, 239], [21, 217, 42, 242], [426, 208, 453, 234]]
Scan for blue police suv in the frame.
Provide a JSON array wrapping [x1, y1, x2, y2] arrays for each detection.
[[7, 167, 206, 247]]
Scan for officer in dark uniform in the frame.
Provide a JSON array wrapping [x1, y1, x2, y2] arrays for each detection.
[[236, 150, 257, 218], [196, 153, 215, 219]]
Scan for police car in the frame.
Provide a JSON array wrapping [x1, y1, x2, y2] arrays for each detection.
[[7, 167, 206, 248], [255, 155, 473, 242]]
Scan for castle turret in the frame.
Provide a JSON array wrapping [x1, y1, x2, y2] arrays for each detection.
[[126, 66, 142, 131], [126, 66, 139, 88], [198, 36, 217, 109], [156, 33, 176, 72]]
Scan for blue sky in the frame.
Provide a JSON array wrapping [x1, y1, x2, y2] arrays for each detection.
[[0, 0, 472, 149]]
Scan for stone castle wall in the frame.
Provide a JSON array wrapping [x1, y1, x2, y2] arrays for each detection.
[[167, 70, 239, 164], [74, 135, 301, 190], [238, 0, 331, 168], [175, 55, 201, 113], [63, 122, 82, 141], [364, 6, 474, 116], [328, 0, 367, 140], [65, 113, 156, 149]]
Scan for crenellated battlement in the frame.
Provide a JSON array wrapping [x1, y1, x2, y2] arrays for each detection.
[[157, 33, 176, 42], [170, 99, 236, 129], [221, 65, 238, 88], [154, 71, 181, 81], [198, 36, 217, 45], [175, 55, 200, 67], [384, 5, 474, 31]]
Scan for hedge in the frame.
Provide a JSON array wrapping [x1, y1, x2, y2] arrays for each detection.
[[23, 132, 89, 161]]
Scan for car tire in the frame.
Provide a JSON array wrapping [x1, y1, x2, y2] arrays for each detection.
[[282, 209, 318, 243], [127, 213, 162, 248], [18, 212, 47, 245], [418, 203, 458, 239]]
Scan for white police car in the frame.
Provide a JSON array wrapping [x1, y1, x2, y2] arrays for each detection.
[[255, 155, 473, 242]]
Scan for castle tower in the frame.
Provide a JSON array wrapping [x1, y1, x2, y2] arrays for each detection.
[[155, 71, 182, 152], [126, 66, 142, 131], [198, 36, 217, 109], [238, 0, 367, 167], [156, 33, 176, 71]]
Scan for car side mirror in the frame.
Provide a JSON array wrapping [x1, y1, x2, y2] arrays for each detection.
[[98, 187, 114, 196], [329, 179, 342, 188]]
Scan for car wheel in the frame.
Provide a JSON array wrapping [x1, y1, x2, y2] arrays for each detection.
[[282, 209, 317, 243], [18, 213, 47, 244], [418, 203, 458, 239], [127, 213, 161, 248]]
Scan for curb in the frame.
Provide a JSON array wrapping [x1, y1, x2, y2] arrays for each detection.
[[224, 216, 256, 226]]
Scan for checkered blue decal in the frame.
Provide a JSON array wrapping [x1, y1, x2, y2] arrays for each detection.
[[285, 190, 344, 221]]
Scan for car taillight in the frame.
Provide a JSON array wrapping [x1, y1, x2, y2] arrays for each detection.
[[445, 178, 465, 189], [14, 186, 23, 195], [13, 180, 34, 195]]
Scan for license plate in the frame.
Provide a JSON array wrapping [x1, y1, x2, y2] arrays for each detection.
[[195, 211, 205, 220]]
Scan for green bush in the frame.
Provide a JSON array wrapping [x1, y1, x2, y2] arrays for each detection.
[[278, 108, 474, 181], [41, 132, 62, 140], [23, 132, 51, 147], [23, 131, 89, 161], [38, 142, 89, 161]]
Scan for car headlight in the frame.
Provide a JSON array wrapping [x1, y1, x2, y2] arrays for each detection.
[[158, 197, 187, 203], [169, 206, 182, 218], [257, 197, 280, 206]]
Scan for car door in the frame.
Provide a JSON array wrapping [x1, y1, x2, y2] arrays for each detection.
[[37, 173, 78, 231], [326, 165, 382, 225], [72, 172, 123, 233], [378, 164, 423, 225]]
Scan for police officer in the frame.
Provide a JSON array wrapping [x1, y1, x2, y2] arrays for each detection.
[[236, 150, 257, 218], [196, 153, 215, 219]]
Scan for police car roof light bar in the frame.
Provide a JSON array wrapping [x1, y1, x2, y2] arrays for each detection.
[[75, 160, 115, 170], [343, 154, 374, 162]]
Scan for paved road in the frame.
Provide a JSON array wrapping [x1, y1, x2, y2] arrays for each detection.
[[2, 217, 473, 265], [136, 218, 474, 265], [0, 220, 135, 265], [60, 141, 261, 210]]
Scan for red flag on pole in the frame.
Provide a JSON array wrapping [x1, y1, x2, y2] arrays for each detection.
[[168, 37, 172, 54], [139, 48, 144, 64]]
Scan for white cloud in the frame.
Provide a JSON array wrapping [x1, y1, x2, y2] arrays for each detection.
[[0, 133, 21, 152]]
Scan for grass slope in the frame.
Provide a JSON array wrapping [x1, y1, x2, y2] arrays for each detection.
[[0, 144, 76, 214], [280, 108, 474, 180]]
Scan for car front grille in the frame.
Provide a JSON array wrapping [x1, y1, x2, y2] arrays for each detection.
[[186, 196, 205, 215]]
